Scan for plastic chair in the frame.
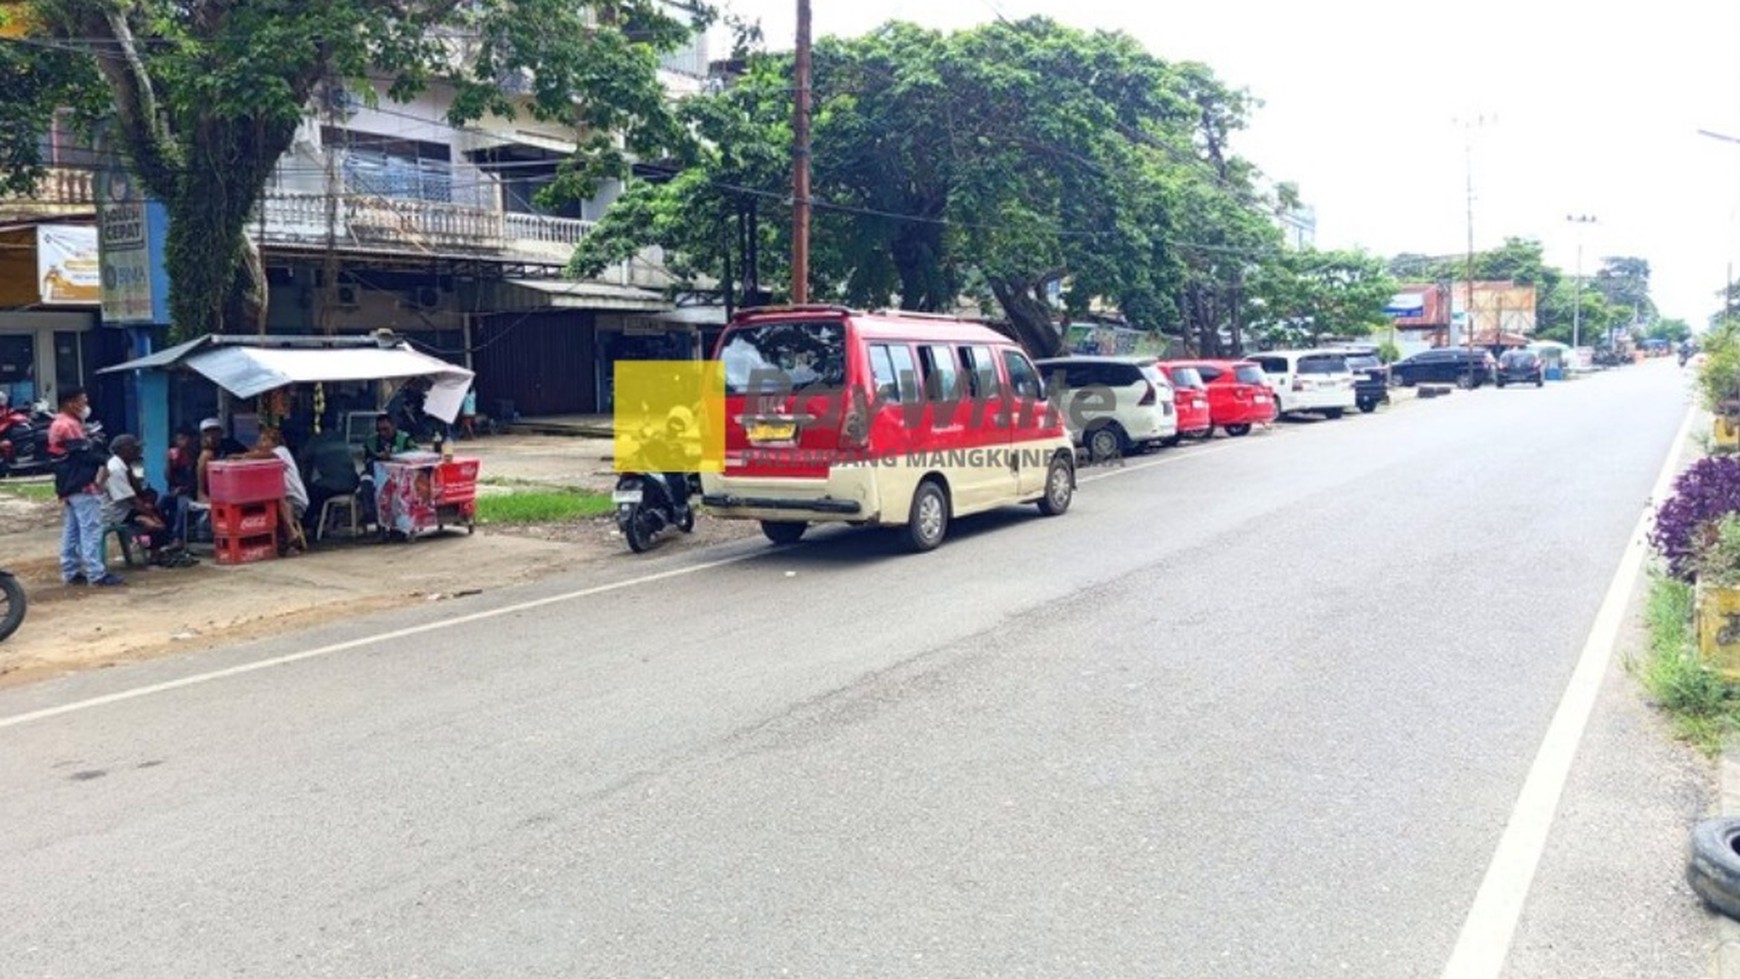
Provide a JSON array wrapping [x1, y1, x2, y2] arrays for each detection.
[[103, 523, 142, 568], [316, 493, 360, 542]]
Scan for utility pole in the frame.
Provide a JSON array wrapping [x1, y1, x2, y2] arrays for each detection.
[[790, 0, 812, 305], [1567, 214, 1598, 357], [1454, 114, 1489, 350]]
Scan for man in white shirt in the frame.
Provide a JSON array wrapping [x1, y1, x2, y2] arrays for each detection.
[[244, 428, 309, 553], [102, 435, 171, 564]]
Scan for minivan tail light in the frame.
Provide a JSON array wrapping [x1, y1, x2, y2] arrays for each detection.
[[1138, 382, 1156, 406]]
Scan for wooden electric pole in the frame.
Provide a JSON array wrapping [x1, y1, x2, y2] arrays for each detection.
[[791, 0, 812, 304]]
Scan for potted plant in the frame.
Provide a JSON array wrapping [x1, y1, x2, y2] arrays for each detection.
[[1698, 323, 1740, 448]]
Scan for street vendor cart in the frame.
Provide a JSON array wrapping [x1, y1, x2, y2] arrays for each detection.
[[375, 451, 480, 540]]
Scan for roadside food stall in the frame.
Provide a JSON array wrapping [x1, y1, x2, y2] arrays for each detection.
[[101, 332, 481, 560]]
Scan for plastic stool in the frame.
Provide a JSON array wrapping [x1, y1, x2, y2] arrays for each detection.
[[316, 493, 360, 542], [103, 523, 141, 568]]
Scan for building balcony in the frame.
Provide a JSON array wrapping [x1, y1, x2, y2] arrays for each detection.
[[254, 192, 594, 268]]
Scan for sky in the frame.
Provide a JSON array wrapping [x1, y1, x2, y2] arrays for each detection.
[[715, 0, 1740, 326]]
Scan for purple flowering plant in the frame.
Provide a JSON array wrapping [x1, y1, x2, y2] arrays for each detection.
[[1650, 456, 1740, 581]]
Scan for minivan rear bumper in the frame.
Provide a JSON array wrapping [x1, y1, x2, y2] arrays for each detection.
[[700, 469, 880, 524]]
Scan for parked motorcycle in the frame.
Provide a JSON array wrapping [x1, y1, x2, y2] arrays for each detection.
[[0, 405, 41, 478], [613, 413, 702, 554], [0, 567, 25, 644]]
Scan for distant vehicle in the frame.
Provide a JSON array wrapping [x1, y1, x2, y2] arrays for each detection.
[[1329, 346, 1391, 414], [1250, 350, 1358, 419], [1389, 348, 1496, 389], [1167, 359, 1274, 436], [1154, 363, 1214, 440], [1496, 349, 1545, 388], [1035, 356, 1178, 460], [701, 306, 1076, 552]]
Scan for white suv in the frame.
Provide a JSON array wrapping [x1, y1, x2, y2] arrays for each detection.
[[1250, 350, 1358, 419], [1035, 356, 1179, 458]]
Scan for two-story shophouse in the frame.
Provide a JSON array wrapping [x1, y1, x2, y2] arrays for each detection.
[[1, 21, 715, 424]]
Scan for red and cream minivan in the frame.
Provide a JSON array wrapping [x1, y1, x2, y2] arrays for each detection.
[[700, 306, 1077, 551]]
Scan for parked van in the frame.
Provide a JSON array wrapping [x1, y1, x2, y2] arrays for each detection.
[[1250, 350, 1357, 419], [1034, 355, 1178, 459], [701, 306, 1077, 552]]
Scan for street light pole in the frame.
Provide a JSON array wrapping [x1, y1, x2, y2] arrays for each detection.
[[1566, 214, 1598, 356]]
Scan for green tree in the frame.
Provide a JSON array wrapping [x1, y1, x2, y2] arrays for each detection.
[[6, 0, 708, 340], [1245, 246, 1396, 347], [1649, 317, 1692, 343], [574, 17, 1274, 358]]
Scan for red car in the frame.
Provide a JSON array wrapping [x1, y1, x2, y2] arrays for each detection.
[[1156, 363, 1214, 441], [1170, 359, 1275, 436]]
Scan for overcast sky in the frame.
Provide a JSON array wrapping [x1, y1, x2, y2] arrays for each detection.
[[716, 0, 1740, 325]]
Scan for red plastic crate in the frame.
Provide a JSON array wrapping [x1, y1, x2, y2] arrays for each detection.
[[435, 458, 480, 506], [208, 459, 285, 505], [213, 533, 278, 566], [211, 501, 278, 537]]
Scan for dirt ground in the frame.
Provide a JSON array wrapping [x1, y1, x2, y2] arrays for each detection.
[[0, 434, 758, 689]]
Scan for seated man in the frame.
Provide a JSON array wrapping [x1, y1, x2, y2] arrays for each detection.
[[243, 428, 310, 554], [103, 434, 189, 566], [299, 422, 362, 536], [359, 414, 418, 527]]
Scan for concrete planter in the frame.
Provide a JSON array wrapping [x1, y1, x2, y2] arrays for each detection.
[[1696, 580, 1740, 681], [1717, 416, 1740, 451]]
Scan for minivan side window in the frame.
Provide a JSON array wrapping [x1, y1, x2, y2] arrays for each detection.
[[1003, 349, 1044, 402], [868, 344, 902, 403], [1196, 365, 1224, 382], [1255, 357, 1288, 375], [886, 344, 920, 404], [960, 345, 999, 398], [919, 344, 963, 400]]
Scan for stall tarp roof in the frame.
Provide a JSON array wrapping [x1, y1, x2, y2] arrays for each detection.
[[505, 278, 672, 311], [101, 333, 475, 422]]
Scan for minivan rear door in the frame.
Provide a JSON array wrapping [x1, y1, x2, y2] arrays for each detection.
[[718, 318, 854, 479]]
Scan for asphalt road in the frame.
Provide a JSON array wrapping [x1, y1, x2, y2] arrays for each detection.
[[0, 361, 1713, 977]]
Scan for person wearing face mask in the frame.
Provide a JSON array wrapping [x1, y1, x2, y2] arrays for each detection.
[[48, 387, 122, 587]]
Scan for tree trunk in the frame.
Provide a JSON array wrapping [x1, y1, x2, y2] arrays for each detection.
[[990, 276, 1064, 358]]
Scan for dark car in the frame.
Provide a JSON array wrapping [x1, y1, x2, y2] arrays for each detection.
[[1390, 347, 1496, 389], [1335, 349, 1390, 413], [1495, 349, 1545, 388]]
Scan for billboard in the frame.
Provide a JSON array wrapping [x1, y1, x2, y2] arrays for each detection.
[[36, 225, 100, 304], [97, 167, 171, 325]]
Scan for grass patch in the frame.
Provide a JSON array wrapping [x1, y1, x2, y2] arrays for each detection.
[[0, 480, 56, 502], [476, 488, 613, 524], [1636, 573, 1740, 755]]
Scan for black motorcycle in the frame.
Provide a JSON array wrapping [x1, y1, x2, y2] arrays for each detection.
[[0, 567, 25, 644], [614, 419, 702, 553]]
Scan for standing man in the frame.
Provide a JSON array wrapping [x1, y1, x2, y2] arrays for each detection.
[[48, 387, 122, 587]]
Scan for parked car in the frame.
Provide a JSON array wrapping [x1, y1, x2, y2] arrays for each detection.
[[1154, 363, 1215, 440], [1332, 347, 1390, 413], [1250, 350, 1358, 419], [702, 306, 1076, 552], [1169, 359, 1274, 436], [1390, 347, 1496, 389], [1495, 349, 1545, 388], [1035, 356, 1178, 459]]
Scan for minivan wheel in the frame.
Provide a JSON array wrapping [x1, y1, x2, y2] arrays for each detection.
[[1323, 407, 1344, 420], [1357, 400, 1377, 414], [1456, 373, 1473, 390], [1086, 424, 1124, 462], [1225, 423, 1252, 437], [761, 520, 807, 545], [1038, 454, 1073, 516], [905, 480, 949, 552]]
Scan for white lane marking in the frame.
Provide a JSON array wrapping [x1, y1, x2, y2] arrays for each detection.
[[1440, 400, 1698, 979], [1078, 438, 1252, 484], [0, 552, 761, 731]]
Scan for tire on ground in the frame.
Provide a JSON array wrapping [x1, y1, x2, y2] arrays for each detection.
[[1688, 817, 1740, 920]]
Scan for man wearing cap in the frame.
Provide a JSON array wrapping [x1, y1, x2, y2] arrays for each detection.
[[199, 417, 248, 459]]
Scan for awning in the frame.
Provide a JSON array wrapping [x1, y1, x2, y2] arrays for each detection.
[[102, 334, 476, 422], [505, 278, 672, 312]]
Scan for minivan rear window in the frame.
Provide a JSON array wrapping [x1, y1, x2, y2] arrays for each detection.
[[1297, 355, 1347, 374], [720, 321, 848, 395], [1168, 366, 1205, 389], [1234, 365, 1265, 385]]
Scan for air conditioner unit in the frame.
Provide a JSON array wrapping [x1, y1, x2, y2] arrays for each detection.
[[335, 285, 360, 308], [411, 286, 440, 310]]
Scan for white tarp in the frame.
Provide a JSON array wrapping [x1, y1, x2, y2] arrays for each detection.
[[185, 345, 475, 422]]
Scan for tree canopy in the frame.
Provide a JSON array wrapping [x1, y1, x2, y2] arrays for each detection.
[[4, 0, 710, 340], [573, 16, 1311, 358]]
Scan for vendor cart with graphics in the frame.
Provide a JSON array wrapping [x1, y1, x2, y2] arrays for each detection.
[[374, 452, 480, 541]]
